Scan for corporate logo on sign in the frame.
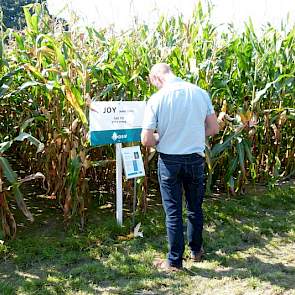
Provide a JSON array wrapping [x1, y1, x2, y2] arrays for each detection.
[[111, 132, 128, 142]]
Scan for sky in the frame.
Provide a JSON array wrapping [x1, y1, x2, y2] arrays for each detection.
[[46, 0, 295, 33]]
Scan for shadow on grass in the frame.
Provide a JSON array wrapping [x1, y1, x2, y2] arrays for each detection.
[[0, 184, 178, 294], [0, 182, 294, 294], [188, 250, 295, 290], [185, 186, 295, 291], [0, 235, 182, 294]]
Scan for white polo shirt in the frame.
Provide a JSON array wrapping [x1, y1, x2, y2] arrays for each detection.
[[142, 76, 214, 156]]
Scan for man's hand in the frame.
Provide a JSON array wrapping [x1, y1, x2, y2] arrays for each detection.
[[141, 129, 159, 147]]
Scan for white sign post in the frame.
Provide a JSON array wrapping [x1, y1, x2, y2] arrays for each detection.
[[89, 101, 146, 225], [116, 143, 123, 225]]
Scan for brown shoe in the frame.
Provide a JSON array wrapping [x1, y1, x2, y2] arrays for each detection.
[[153, 258, 182, 272], [190, 247, 204, 262]]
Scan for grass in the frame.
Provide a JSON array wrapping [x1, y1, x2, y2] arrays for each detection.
[[0, 184, 295, 295]]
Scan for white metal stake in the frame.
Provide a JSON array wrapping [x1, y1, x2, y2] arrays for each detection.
[[132, 177, 137, 227], [116, 143, 123, 225]]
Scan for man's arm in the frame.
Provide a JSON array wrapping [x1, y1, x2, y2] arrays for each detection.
[[141, 129, 159, 147], [205, 113, 219, 136]]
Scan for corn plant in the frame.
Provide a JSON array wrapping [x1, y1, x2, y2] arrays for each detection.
[[0, 132, 44, 238]]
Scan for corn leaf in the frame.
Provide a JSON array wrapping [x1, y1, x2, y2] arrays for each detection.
[[14, 132, 44, 153], [18, 81, 42, 91], [65, 87, 88, 125], [244, 140, 254, 163], [0, 157, 17, 183], [237, 140, 246, 176], [225, 156, 239, 183], [0, 141, 13, 154], [211, 130, 242, 158]]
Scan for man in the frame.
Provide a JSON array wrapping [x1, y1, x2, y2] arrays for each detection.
[[141, 63, 219, 271]]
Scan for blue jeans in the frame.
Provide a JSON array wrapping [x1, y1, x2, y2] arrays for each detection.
[[158, 153, 205, 268]]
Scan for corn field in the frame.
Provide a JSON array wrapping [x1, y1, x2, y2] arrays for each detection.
[[0, 2, 294, 238]]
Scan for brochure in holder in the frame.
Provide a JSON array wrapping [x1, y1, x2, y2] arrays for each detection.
[[121, 146, 145, 179]]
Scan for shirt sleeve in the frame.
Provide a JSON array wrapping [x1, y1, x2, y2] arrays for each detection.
[[142, 98, 158, 130], [204, 91, 215, 116]]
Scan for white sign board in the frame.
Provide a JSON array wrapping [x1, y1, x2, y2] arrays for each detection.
[[121, 146, 145, 179], [89, 101, 146, 146]]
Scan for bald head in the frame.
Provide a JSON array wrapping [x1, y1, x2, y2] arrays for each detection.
[[149, 63, 174, 89], [150, 63, 172, 76]]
